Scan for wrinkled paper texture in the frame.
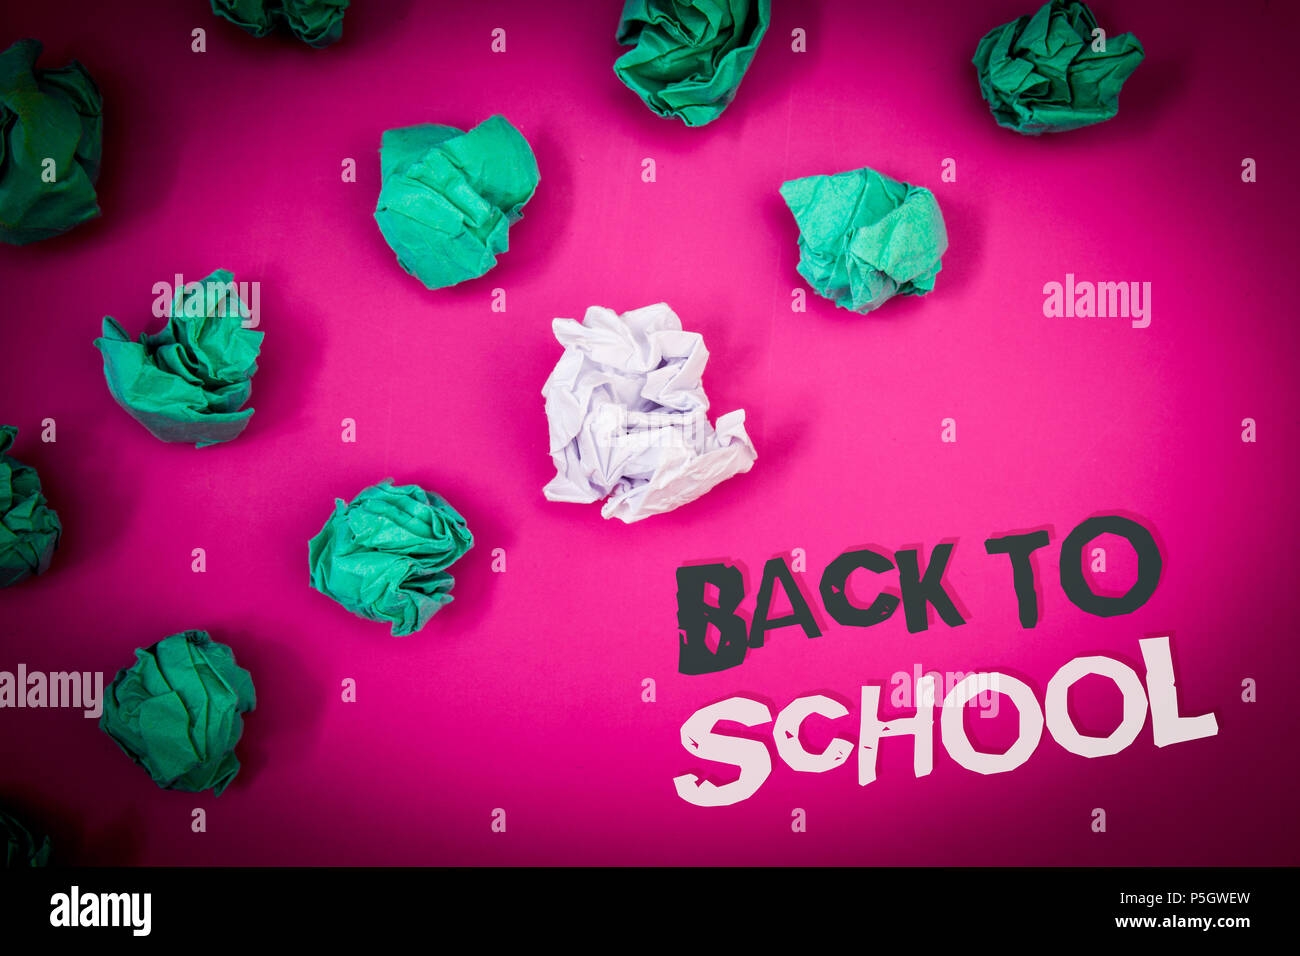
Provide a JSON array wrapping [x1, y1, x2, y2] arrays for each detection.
[[211, 0, 349, 48], [614, 0, 771, 126], [100, 630, 256, 796], [543, 303, 756, 523], [0, 39, 102, 245], [94, 268, 263, 448], [374, 115, 539, 290], [308, 479, 475, 636], [781, 167, 948, 315], [973, 0, 1144, 134], [0, 425, 62, 588]]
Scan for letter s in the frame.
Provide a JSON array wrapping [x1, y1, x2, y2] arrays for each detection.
[[673, 697, 772, 807]]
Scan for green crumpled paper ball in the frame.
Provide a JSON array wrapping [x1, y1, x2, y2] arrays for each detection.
[[0, 39, 103, 245], [0, 426, 62, 589], [780, 167, 948, 315], [972, 0, 1144, 134], [211, 0, 349, 48], [374, 115, 539, 291], [614, 0, 770, 127], [94, 269, 264, 448], [100, 630, 256, 796], [308, 480, 474, 636], [1, 807, 51, 867]]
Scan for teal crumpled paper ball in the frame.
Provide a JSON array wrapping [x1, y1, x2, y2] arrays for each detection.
[[0, 425, 62, 588], [614, 0, 771, 127], [1, 807, 51, 867], [308, 480, 475, 636], [94, 268, 264, 448], [100, 630, 256, 796], [374, 115, 539, 291], [0, 38, 103, 244], [211, 0, 350, 48], [780, 166, 948, 315], [972, 0, 1145, 134]]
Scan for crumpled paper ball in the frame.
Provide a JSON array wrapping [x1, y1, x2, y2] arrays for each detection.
[[211, 0, 349, 48], [972, 0, 1144, 134], [308, 480, 475, 636], [543, 303, 757, 523], [94, 269, 263, 448], [0, 426, 62, 588], [780, 167, 948, 315], [100, 630, 256, 796], [1, 807, 51, 867], [0, 39, 103, 245], [614, 0, 771, 127], [374, 115, 539, 291]]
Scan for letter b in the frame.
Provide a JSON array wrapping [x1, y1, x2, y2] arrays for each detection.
[[677, 564, 748, 675]]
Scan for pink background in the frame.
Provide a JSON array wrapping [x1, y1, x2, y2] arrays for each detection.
[[1, 0, 1297, 865]]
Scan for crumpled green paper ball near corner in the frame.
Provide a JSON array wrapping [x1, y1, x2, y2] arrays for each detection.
[[100, 630, 256, 796], [780, 167, 949, 315], [0, 38, 103, 245], [1, 807, 51, 867], [374, 115, 539, 291], [0, 425, 62, 589], [308, 480, 474, 637], [94, 269, 264, 448], [973, 0, 1144, 134], [211, 0, 349, 48], [614, 0, 771, 127]]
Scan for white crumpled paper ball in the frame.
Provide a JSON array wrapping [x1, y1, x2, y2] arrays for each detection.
[[542, 303, 757, 523]]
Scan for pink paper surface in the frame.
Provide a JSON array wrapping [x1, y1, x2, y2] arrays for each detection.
[[1, 0, 1297, 865]]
